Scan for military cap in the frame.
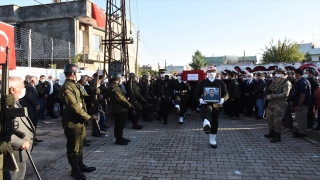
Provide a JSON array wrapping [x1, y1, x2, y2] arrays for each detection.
[[159, 69, 167, 74], [64, 64, 81, 73], [274, 68, 287, 74]]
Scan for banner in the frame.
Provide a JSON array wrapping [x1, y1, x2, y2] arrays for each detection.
[[92, 3, 106, 28], [0, 21, 16, 70]]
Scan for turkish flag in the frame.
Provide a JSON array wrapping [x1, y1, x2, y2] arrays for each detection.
[[92, 3, 106, 28], [0, 21, 16, 70]]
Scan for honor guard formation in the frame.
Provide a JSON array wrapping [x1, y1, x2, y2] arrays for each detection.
[[1, 63, 320, 180]]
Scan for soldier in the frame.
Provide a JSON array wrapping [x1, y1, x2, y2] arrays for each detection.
[[264, 68, 292, 143], [172, 71, 189, 124], [59, 64, 97, 180], [107, 72, 135, 145], [195, 66, 229, 148], [127, 73, 145, 129], [154, 69, 172, 125], [139, 74, 153, 122]]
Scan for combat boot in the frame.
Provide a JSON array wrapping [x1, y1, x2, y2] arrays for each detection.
[[78, 156, 96, 172], [71, 165, 87, 180], [264, 130, 275, 138], [132, 124, 142, 129], [270, 132, 281, 143], [121, 136, 131, 142], [115, 138, 128, 145]]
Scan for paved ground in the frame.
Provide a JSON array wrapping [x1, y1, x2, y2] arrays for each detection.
[[25, 111, 320, 180]]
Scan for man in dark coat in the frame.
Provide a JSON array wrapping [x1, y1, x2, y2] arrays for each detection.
[[36, 75, 50, 120], [252, 73, 267, 119], [21, 76, 42, 144], [243, 73, 257, 117]]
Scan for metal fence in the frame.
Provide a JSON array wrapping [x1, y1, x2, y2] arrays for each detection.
[[14, 26, 75, 69]]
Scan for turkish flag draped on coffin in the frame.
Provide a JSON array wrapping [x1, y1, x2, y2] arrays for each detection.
[[0, 21, 16, 70], [92, 3, 106, 28]]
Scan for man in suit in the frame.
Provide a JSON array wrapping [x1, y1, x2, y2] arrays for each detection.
[[243, 73, 257, 117], [46, 74, 58, 119], [21, 76, 42, 144], [53, 78, 63, 116], [204, 89, 219, 101], [36, 75, 50, 120], [9, 76, 35, 180]]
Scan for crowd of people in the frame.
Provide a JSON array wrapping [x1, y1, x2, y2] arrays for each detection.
[[1, 63, 320, 180]]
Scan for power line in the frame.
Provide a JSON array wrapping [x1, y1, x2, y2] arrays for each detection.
[[33, 0, 74, 19], [134, 0, 140, 30], [140, 40, 162, 61]]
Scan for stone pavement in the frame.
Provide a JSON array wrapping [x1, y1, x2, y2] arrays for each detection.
[[25, 111, 320, 180]]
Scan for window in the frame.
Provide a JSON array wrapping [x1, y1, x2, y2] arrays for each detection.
[[79, 30, 83, 53], [93, 35, 100, 51]]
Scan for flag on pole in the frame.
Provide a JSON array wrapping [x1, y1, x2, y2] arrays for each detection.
[[92, 3, 106, 28], [0, 21, 16, 70]]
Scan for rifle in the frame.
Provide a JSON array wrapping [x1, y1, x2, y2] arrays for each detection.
[[92, 69, 102, 132], [0, 47, 42, 179]]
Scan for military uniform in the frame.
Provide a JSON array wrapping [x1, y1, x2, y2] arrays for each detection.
[[139, 78, 153, 121], [172, 79, 188, 123], [127, 79, 146, 128], [154, 77, 172, 124], [59, 64, 96, 180], [108, 81, 134, 143], [265, 77, 291, 143], [60, 79, 93, 168]]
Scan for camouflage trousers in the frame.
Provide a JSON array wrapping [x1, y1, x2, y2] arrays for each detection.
[[266, 100, 287, 132]]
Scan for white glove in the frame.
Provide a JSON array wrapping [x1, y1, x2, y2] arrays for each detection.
[[199, 98, 207, 104], [217, 98, 224, 105], [183, 81, 187, 83]]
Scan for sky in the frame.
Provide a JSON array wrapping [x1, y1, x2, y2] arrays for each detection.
[[2, 0, 320, 67]]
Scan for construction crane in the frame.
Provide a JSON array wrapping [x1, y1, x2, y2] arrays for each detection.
[[103, 0, 134, 80]]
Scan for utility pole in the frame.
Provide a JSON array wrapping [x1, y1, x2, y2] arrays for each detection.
[[243, 51, 245, 64], [158, 62, 160, 71], [135, 31, 140, 75], [165, 59, 166, 70]]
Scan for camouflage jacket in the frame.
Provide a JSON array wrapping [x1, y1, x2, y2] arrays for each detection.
[[108, 82, 133, 114], [268, 78, 292, 101]]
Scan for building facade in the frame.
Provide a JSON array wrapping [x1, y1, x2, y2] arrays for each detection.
[[0, 0, 136, 72], [300, 43, 320, 62]]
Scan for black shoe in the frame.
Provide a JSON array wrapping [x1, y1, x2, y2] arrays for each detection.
[[270, 132, 281, 143], [203, 125, 211, 134], [35, 138, 43, 142], [115, 138, 128, 145], [99, 132, 107, 136], [264, 130, 275, 138], [256, 116, 264, 119], [79, 165, 96, 172], [91, 132, 102, 137], [132, 124, 142, 129], [210, 144, 217, 149], [293, 133, 307, 138], [179, 122, 183, 124], [84, 142, 91, 147], [50, 115, 58, 119], [41, 116, 45, 120], [164, 120, 168, 125], [100, 127, 107, 131], [292, 131, 300, 135], [71, 168, 87, 180], [121, 137, 131, 142]]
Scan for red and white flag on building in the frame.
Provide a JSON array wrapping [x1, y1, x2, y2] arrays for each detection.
[[0, 21, 16, 70], [92, 3, 106, 28]]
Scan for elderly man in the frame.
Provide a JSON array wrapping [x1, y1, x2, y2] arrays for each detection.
[[8, 76, 35, 180], [21, 76, 42, 144], [46, 74, 58, 119]]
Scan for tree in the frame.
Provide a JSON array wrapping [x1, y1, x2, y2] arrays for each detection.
[[260, 39, 305, 64], [189, 50, 208, 70], [138, 69, 158, 77], [305, 52, 312, 61]]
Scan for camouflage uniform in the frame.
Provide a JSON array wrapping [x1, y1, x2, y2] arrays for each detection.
[[266, 79, 292, 132]]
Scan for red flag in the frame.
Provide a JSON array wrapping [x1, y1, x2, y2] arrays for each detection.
[[0, 21, 16, 70], [92, 3, 106, 28]]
